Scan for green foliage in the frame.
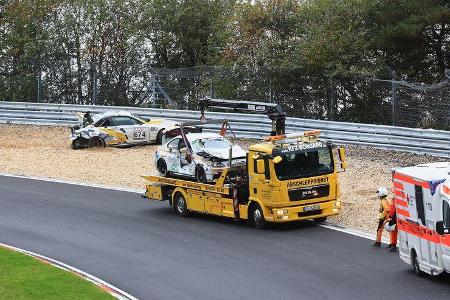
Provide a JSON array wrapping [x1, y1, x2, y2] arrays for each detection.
[[368, 0, 450, 82], [147, 0, 234, 67], [0, 247, 114, 299], [0, 0, 448, 126]]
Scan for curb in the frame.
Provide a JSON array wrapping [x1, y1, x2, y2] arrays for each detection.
[[0, 243, 138, 300]]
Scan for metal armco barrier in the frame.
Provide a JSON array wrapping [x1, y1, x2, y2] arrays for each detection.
[[0, 101, 449, 158]]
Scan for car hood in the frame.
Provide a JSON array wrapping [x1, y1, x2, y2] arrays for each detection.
[[198, 145, 246, 160]]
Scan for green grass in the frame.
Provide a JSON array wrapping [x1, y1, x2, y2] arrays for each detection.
[[0, 247, 115, 300]]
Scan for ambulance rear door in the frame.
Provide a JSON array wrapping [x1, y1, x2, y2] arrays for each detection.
[[414, 185, 431, 267]]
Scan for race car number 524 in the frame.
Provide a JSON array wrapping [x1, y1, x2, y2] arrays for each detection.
[[133, 127, 146, 139]]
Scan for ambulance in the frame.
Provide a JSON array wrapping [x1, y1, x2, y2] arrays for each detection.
[[393, 162, 450, 276]]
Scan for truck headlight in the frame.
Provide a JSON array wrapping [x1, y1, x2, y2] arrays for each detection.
[[275, 209, 288, 215]]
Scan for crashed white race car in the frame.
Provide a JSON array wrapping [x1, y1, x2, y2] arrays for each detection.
[[155, 132, 246, 183], [70, 111, 179, 149]]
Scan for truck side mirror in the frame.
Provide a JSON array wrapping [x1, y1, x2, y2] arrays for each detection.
[[273, 156, 283, 164], [256, 159, 265, 174], [436, 221, 445, 235], [338, 147, 347, 171]]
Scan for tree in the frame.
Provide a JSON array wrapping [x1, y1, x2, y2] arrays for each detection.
[[369, 0, 450, 82]]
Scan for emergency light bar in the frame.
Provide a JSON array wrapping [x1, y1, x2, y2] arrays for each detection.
[[264, 130, 321, 142]]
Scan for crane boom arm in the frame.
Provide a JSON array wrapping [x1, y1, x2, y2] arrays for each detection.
[[198, 97, 286, 136]]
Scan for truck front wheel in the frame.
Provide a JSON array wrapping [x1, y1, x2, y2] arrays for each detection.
[[173, 192, 188, 217], [251, 204, 265, 229]]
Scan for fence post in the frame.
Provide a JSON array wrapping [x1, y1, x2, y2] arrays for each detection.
[[210, 77, 215, 98], [328, 77, 336, 120], [391, 71, 397, 126], [37, 67, 42, 103], [91, 61, 98, 105]]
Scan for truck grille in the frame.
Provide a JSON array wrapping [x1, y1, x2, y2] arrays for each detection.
[[288, 184, 330, 201]]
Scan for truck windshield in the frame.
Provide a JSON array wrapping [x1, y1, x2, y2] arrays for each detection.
[[444, 200, 450, 228], [274, 147, 334, 180]]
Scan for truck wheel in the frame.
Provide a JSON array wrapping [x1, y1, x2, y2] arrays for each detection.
[[88, 137, 105, 148], [195, 165, 207, 183], [173, 192, 188, 217], [157, 159, 168, 176], [314, 217, 327, 223], [156, 129, 164, 145], [251, 204, 265, 229], [412, 250, 423, 276]]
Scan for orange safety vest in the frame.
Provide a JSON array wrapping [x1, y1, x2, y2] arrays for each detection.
[[379, 198, 389, 220]]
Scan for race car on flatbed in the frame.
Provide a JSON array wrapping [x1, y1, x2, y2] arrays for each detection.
[[70, 111, 182, 149], [155, 132, 246, 183]]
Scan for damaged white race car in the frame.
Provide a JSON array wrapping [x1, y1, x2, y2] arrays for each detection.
[[155, 132, 246, 183], [70, 111, 179, 149]]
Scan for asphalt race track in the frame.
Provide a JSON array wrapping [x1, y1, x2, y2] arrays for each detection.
[[1, 175, 449, 299]]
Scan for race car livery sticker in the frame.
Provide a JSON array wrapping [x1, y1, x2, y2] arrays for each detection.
[[133, 127, 146, 140]]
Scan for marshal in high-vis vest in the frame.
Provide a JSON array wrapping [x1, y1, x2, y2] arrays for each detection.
[[393, 162, 450, 276]]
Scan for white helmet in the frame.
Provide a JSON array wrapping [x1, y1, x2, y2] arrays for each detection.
[[376, 187, 388, 197], [384, 222, 396, 232]]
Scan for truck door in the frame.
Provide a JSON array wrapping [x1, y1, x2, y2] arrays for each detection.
[[441, 199, 450, 271], [111, 116, 148, 143], [165, 138, 182, 173], [249, 153, 272, 203]]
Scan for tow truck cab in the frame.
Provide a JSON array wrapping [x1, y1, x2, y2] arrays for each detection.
[[245, 131, 346, 223]]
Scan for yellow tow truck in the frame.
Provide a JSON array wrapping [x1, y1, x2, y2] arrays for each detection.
[[142, 99, 347, 228]]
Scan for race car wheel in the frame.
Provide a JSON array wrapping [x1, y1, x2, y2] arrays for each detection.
[[156, 129, 164, 145], [157, 158, 168, 176], [173, 192, 188, 217], [195, 165, 207, 183], [88, 137, 105, 148], [71, 139, 82, 150]]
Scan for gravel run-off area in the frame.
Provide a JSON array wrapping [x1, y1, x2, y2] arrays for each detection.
[[0, 124, 445, 235]]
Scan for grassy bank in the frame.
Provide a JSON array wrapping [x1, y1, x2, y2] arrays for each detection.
[[0, 246, 114, 300]]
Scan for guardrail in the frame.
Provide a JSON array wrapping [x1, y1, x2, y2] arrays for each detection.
[[0, 101, 449, 158]]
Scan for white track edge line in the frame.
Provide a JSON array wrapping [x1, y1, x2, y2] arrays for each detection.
[[0, 242, 138, 300], [320, 223, 390, 244], [0, 173, 388, 243], [0, 173, 144, 194]]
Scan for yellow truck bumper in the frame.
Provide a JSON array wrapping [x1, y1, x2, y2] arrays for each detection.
[[265, 200, 341, 223]]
